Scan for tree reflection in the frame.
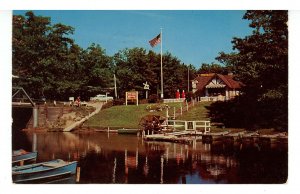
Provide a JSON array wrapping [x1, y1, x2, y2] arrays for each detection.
[[21, 132, 287, 184]]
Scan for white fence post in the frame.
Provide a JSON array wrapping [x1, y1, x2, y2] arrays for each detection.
[[166, 108, 169, 118], [173, 107, 176, 119]]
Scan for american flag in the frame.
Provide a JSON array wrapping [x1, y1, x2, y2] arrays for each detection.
[[149, 33, 161, 47]]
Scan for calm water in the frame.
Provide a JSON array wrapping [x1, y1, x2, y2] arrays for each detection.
[[12, 131, 288, 184]]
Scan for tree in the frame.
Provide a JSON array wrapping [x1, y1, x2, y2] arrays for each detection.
[[13, 11, 83, 100], [197, 63, 229, 74], [216, 11, 288, 131], [81, 44, 114, 98], [13, 11, 116, 101]]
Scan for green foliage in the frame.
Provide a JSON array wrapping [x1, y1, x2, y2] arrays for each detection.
[[197, 63, 229, 74], [114, 48, 194, 99], [13, 11, 114, 101], [216, 11, 288, 131]]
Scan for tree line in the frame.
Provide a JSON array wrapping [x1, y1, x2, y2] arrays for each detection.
[[12, 11, 196, 101]]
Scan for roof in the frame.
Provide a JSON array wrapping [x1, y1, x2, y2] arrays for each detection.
[[194, 73, 243, 92]]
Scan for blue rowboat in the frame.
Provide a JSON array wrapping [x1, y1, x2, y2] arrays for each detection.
[[12, 149, 38, 165], [12, 159, 77, 183]]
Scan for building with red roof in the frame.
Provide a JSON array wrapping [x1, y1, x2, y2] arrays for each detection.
[[192, 73, 243, 101]]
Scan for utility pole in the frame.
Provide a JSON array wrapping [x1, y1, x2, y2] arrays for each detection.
[[114, 74, 117, 99]]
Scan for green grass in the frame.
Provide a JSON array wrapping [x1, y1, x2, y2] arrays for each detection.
[[85, 101, 278, 133], [85, 102, 183, 129], [176, 101, 213, 121]]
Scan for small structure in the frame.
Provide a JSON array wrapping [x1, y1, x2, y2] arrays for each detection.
[[192, 73, 243, 101]]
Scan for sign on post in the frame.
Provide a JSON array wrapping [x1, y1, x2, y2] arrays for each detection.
[[143, 81, 150, 99], [126, 91, 139, 106]]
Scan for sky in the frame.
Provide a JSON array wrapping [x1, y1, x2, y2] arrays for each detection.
[[14, 10, 252, 69]]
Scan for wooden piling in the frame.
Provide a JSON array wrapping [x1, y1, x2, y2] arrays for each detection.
[[76, 167, 81, 182]]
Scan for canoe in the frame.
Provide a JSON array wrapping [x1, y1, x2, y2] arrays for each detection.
[[12, 159, 77, 183], [12, 149, 38, 165]]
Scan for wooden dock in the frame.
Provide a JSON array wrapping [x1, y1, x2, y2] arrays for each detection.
[[143, 130, 288, 145]]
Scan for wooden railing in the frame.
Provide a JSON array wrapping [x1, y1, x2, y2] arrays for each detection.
[[162, 120, 211, 134]]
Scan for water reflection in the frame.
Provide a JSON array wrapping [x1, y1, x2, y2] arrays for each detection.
[[18, 132, 287, 184]]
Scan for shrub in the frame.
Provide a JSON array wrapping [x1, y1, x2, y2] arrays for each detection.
[[148, 94, 158, 103], [113, 98, 125, 106]]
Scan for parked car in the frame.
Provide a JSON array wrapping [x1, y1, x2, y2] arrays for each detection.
[[90, 94, 114, 102]]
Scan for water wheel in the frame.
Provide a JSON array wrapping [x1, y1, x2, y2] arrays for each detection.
[[139, 115, 162, 132]]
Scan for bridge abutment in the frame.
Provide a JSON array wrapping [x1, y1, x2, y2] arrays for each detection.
[[33, 106, 39, 128]]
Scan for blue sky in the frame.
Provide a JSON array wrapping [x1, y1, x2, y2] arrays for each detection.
[[14, 10, 252, 68]]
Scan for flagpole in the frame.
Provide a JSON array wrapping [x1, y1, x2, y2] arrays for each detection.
[[187, 65, 190, 92], [160, 28, 163, 99]]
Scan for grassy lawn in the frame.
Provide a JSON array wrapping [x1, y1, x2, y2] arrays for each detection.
[[85, 102, 183, 129], [85, 101, 279, 134], [176, 101, 213, 121]]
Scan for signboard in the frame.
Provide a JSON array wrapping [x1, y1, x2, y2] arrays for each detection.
[[126, 91, 139, 106], [127, 92, 137, 100]]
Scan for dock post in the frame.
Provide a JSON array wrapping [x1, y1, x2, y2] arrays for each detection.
[[76, 167, 81, 182], [173, 107, 176, 119]]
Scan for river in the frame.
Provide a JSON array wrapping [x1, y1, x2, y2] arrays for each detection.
[[12, 130, 288, 184]]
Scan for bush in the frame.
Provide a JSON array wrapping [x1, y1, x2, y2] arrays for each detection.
[[113, 98, 125, 106], [185, 91, 195, 102], [148, 94, 158, 103], [102, 101, 113, 110]]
